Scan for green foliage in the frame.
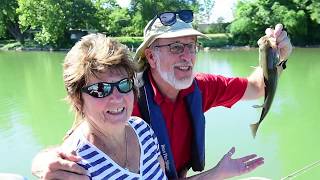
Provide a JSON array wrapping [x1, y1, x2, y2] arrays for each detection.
[[198, 33, 231, 47], [18, 0, 65, 46], [0, 21, 6, 37], [0, 0, 18, 29], [5, 0, 199, 46], [229, 0, 320, 46], [126, 13, 143, 36], [129, 0, 200, 36], [18, 0, 98, 47], [115, 36, 144, 48], [201, 23, 230, 34], [0, 0, 25, 42], [65, 0, 99, 29], [94, 0, 119, 32], [105, 8, 131, 36], [308, 0, 320, 23]]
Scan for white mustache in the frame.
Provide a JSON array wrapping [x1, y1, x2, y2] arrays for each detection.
[[173, 62, 193, 67]]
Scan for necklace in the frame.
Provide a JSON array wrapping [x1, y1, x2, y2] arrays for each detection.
[[123, 125, 128, 170], [85, 121, 129, 169]]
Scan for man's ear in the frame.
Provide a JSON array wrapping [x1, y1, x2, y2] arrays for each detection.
[[144, 48, 157, 69]]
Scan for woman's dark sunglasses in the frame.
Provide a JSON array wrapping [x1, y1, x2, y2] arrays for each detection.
[[81, 78, 133, 98], [146, 10, 193, 31]]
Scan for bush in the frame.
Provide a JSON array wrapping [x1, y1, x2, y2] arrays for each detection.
[[198, 33, 231, 48], [114, 37, 144, 49], [201, 23, 231, 34]]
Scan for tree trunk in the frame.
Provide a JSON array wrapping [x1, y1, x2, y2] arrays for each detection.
[[7, 20, 25, 44]]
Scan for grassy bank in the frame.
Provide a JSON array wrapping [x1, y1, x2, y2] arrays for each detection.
[[198, 33, 232, 48], [0, 33, 231, 51]]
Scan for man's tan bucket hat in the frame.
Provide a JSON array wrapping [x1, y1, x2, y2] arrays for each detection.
[[133, 18, 207, 72]]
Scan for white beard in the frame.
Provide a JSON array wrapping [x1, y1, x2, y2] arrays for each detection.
[[154, 51, 194, 90]]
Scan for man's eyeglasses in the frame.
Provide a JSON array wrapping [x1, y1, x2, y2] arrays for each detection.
[[81, 78, 133, 98], [146, 10, 193, 31], [154, 42, 198, 54]]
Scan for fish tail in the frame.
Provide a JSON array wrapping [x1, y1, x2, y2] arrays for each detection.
[[250, 122, 260, 138]]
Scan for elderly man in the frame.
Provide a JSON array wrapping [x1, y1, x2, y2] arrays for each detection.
[[32, 10, 292, 180]]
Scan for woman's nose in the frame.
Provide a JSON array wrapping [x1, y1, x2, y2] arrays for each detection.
[[107, 87, 123, 101]]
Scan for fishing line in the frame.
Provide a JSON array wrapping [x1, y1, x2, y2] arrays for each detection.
[[281, 159, 320, 179]]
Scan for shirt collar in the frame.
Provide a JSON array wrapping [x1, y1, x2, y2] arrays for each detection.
[[147, 71, 195, 104]]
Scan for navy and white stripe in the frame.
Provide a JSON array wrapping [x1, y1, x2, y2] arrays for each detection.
[[67, 117, 166, 180]]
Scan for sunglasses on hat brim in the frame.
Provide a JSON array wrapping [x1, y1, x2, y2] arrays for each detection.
[[146, 10, 193, 31]]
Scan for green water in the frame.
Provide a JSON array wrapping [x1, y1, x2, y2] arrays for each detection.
[[0, 48, 319, 179]]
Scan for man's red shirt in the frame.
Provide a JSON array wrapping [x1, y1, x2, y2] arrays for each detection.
[[132, 72, 248, 173]]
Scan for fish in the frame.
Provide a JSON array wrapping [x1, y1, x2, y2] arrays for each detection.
[[251, 35, 281, 138]]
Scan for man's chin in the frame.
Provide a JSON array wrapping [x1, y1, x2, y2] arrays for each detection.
[[174, 69, 193, 79], [173, 78, 193, 90]]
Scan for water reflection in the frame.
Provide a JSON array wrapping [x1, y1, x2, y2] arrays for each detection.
[[194, 48, 320, 179]]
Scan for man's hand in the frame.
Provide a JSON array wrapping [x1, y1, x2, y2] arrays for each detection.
[[265, 24, 293, 61], [214, 147, 264, 179], [31, 148, 89, 180]]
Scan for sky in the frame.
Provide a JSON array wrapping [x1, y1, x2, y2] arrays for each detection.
[[116, 0, 238, 23], [209, 0, 237, 22]]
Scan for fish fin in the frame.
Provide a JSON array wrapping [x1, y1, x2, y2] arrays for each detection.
[[250, 123, 260, 138], [250, 66, 259, 69], [252, 104, 264, 108]]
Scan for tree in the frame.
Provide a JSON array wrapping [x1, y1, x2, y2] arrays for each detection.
[[229, 0, 320, 46], [17, 0, 98, 47], [18, 0, 66, 46], [128, 0, 200, 36], [197, 0, 215, 23], [2, 0, 202, 45], [65, 0, 99, 30], [0, 0, 25, 43], [308, 0, 320, 23], [105, 8, 131, 36], [93, 0, 125, 35]]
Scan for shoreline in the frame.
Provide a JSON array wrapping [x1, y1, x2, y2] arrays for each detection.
[[1, 44, 320, 52]]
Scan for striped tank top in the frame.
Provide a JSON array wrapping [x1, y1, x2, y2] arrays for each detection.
[[63, 117, 167, 180]]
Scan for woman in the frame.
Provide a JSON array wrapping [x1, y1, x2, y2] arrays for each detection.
[[61, 33, 166, 179]]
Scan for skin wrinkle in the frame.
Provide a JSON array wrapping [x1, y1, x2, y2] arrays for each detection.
[[154, 48, 194, 90]]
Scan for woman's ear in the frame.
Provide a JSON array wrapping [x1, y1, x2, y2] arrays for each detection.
[[74, 96, 83, 115], [144, 48, 157, 69]]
